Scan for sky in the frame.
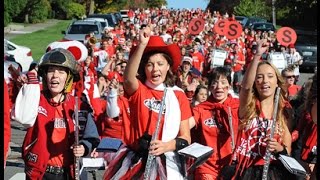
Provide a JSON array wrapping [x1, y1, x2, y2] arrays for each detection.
[[166, 0, 208, 10]]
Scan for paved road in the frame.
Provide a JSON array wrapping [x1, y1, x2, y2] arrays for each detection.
[[4, 19, 61, 40]]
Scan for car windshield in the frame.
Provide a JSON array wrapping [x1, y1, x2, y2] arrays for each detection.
[[296, 34, 317, 45], [100, 22, 107, 28], [235, 17, 245, 25], [121, 11, 128, 15], [68, 25, 99, 34], [254, 23, 273, 30], [235, 17, 244, 21], [106, 15, 115, 27]]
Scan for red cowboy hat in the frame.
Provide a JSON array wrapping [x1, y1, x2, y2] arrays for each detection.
[[288, 44, 295, 48], [129, 36, 181, 72]]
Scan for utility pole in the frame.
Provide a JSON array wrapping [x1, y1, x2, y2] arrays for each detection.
[[272, 0, 276, 27]]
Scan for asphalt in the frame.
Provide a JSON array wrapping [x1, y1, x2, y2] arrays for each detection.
[[4, 19, 61, 40]]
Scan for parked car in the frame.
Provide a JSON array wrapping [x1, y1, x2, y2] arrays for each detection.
[[112, 12, 122, 23], [242, 17, 267, 29], [120, 9, 129, 22], [62, 20, 103, 44], [84, 17, 110, 30], [249, 22, 276, 32], [295, 29, 317, 72], [4, 39, 33, 72], [235, 16, 247, 27], [87, 14, 117, 27]]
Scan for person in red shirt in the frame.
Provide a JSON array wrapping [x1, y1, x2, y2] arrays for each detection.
[[103, 27, 192, 179], [231, 43, 246, 94], [191, 84, 208, 107], [281, 67, 301, 100], [189, 67, 240, 179], [297, 73, 317, 180], [100, 79, 129, 140], [176, 56, 198, 91], [228, 39, 294, 179], [12, 48, 100, 179], [4, 80, 11, 168], [191, 44, 205, 74], [103, 37, 116, 57]]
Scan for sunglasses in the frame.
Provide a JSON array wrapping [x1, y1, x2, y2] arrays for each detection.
[[286, 75, 295, 79]]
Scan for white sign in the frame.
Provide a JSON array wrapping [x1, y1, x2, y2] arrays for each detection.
[[268, 52, 287, 72], [211, 49, 228, 68]]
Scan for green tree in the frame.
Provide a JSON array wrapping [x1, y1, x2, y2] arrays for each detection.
[[13, 0, 49, 23], [145, 0, 166, 8], [95, 0, 129, 13], [66, 2, 86, 19], [5, 0, 28, 24], [49, 0, 72, 19], [4, 0, 13, 26], [207, 0, 240, 14], [28, 0, 51, 23], [234, 0, 269, 19], [275, 0, 317, 28]]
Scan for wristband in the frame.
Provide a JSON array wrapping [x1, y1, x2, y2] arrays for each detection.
[[26, 72, 39, 84], [175, 138, 189, 151]]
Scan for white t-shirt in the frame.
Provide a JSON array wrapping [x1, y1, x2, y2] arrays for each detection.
[[286, 51, 302, 76], [94, 50, 109, 71]]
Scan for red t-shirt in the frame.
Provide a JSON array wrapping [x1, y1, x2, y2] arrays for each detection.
[[232, 51, 245, 72], [287, 84, 301, 98], [47, 104, 70, 167], [123, 81, 192, 151], [191, 52, 205, 73], [105, 46, 116, 57], [102, 96, 130, 140], [192, 95, 239, 177]]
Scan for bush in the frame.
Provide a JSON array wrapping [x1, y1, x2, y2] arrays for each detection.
[[29, 0, 51, 23], [4, 0, 27, 25], [66, 2, 86, 20], [4, 11, 11, 27]]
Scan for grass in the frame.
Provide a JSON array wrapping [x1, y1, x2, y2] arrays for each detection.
[[10, 20, 72, 61]]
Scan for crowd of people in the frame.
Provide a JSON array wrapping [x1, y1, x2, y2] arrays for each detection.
[[4, 7, 317, 180]]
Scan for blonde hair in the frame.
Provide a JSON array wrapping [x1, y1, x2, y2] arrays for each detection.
[[240, 61, 290, 131]]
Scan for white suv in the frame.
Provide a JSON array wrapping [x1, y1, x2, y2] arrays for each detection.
[[62, 20, 103, 44], [84, 17, 110, 30]]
